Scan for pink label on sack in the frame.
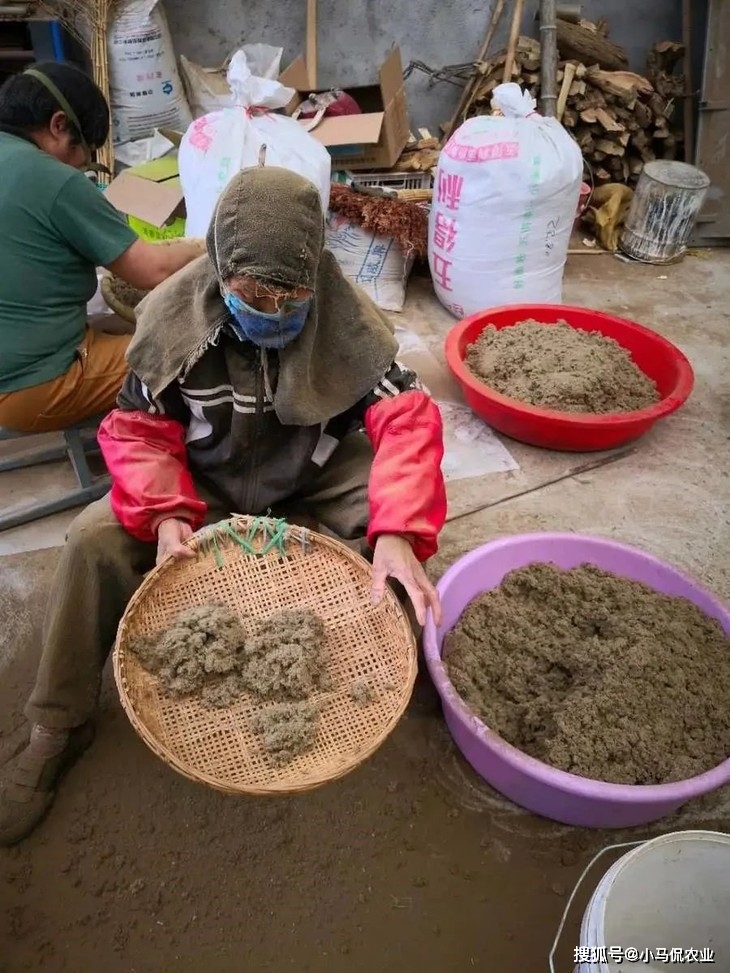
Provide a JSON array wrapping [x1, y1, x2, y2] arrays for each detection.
[[432, 211, 458, 253], [443, 140, 519, 163], [431, 253, 454, 292], [188, 117, 214, 152], [436, 172, 464, 211]]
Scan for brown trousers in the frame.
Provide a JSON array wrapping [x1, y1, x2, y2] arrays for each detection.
[[25, 432, 374, 730], [0, 327, 130, 434]]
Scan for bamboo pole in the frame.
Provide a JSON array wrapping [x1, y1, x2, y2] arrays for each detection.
[[91, 18, 114, 179], [682, 0, 694, 163], [539, 0, 558, 117]]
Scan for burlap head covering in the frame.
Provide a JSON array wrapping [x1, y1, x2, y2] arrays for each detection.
[[127, 166, 398, 425]]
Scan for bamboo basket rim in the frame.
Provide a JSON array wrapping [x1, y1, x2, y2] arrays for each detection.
[[100, 273, 143, 324], [113, 515, 418, 796]]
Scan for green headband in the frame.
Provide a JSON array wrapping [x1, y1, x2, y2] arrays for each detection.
[[24, 67, 110, 175]]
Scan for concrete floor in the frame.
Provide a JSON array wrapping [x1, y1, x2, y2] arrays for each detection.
[[1, 251, 729, 972]]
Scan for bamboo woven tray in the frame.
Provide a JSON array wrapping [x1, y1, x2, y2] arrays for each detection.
[[113, 516, 417, 796], [100, 274, 148, 324], [99, 239, 206, 323]]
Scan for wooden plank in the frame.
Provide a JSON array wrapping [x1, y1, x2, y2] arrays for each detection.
[[503, 0, 526, 83], [306, 0, 317, 88]]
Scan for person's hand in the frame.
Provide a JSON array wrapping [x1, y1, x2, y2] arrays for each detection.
[[156, 518, 196, 565], [371, 534, 442, 627]]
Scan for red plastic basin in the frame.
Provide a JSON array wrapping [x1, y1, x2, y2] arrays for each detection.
[[444, 304, 695, 452]]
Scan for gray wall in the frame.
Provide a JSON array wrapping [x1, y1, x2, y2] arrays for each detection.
[[165, 0, 682, 132]]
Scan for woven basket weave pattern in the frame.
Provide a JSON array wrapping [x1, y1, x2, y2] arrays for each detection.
[[114, 517, 417, 795]]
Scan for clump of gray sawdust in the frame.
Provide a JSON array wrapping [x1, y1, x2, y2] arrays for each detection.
[[128, 604, 247, 706], [241, 609, 328, 765], [200, 674, 246, 709], [129, 605, 332, 763], [350, 678, 379, 708], [241, 609, 328, 701], [252, 702, 321, 766]]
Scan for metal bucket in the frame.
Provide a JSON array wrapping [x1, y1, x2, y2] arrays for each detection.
[[620, 161, 710, 265]]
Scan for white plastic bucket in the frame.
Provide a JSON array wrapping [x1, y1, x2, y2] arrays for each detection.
[[551, 831, 730, 973]]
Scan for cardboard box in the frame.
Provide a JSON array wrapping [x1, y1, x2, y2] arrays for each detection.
[[104, 153, 186, 241], [280, 47, 409, 171]]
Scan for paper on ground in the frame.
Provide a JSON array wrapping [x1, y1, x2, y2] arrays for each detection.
[[394, 327, 519, 482], [437, 400, 519, 482]]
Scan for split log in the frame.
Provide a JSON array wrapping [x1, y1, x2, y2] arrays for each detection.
[[574, 88, 608, 111], [594, 138, 625, 156], [586, 68, 650, 104], [577, 130, 595, 152], [648, 92, 669, 118], [632, 101, 653, 128], [629, 157, 644, 177], [556, 61, 578, 122], [393, 146, 440, 172], [646, 40, 686, 99], [639, 144, 656, 163], [590, 107, 624, 132], [516, 36, 541, 59], [520, 56, 542, 72]]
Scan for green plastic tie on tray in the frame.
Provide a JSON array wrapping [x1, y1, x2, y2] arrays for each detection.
[[196, 515, 312, 568], [211, 530, 225, 569]]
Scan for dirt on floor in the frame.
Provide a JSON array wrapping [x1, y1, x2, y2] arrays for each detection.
[[1, 548, 729, 973]]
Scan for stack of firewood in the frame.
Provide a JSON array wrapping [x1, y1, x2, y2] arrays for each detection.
[[393, 131, 441, 174], [466, 20, 686, 187]]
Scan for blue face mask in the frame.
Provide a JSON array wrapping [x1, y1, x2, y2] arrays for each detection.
[[223, 291, 311, 349]]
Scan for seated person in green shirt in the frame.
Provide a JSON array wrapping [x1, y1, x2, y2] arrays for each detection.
[[0, 62, 203, 433]]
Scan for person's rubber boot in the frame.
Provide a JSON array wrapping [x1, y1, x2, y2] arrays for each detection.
[[0, 723, 95, 846]]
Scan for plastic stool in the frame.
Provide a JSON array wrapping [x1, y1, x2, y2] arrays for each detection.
[[0, 416, 110, 532]]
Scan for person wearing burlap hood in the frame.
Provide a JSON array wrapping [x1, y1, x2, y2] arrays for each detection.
[[0, 167, 447, 845]]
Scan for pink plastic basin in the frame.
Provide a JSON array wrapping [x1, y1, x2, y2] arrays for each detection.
[[423, 533, 730, 829]]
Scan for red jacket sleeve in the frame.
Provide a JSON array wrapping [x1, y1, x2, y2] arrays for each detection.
[[364, 390, 446, 561], [98, 409, 207, 543]]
